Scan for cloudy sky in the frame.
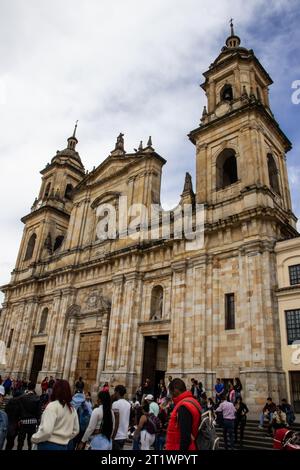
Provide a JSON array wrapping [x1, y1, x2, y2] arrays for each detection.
[[0, 0, 299, 302]]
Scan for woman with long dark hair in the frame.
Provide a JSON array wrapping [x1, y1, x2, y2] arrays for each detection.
[[234, 397, 249, 448], [31, 379, 79, 450], [77, 391, 115, 450], [234, 378, 243, 399]]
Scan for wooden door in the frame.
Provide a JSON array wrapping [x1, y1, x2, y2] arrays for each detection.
[[75, 332, 101, 392]]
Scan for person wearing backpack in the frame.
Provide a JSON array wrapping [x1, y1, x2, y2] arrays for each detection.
[[166, 378, 201, 451], [155, 399, 169, 450], [77, 391, 115, 450], [133, 402, 156, 450], [69, 388, 92, 449]]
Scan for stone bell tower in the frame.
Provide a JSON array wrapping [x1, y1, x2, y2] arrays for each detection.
[[189, 20, 297, 238], [12, 123, 85, 282], [188, 22, 298, 409]]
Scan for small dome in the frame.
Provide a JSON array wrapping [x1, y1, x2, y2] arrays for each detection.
[[51, 122, 84, 170]]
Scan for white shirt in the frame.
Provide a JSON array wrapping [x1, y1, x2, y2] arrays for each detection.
[[81, 405, 115, 443], [112, 398, 131, 440], [31, 400, 79, 445]]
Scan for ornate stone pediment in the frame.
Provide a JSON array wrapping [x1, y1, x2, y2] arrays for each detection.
[[85, 289, 111, 311]]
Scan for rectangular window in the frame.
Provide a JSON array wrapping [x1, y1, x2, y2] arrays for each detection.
[[225, 293, 235, 330], [7, 328, 14, 348], [286, 309, 300, 345], [289, 264, 300, 286]]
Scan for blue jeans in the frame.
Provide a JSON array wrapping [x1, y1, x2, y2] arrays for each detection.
[[0, 411, 8, 451], [223, 419, 235, 450], [259, 412, 273, 426], [132, 437, 140, 450], [155, 435, 165, 451], [90, 434, 112, 450], [37, 441, 68, 450]]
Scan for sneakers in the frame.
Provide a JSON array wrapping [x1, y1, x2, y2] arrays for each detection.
[[258, 425, 263, 429]]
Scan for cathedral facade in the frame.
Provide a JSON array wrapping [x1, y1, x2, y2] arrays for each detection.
[[0, 28, 298, 411]]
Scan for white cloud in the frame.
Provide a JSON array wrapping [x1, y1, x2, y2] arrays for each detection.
[[0, 0, 299, 302]]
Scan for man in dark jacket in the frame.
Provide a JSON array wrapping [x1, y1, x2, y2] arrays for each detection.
[[17, 382, 41, 450], [166, 378, 201, 451], [280, 399, 295, 426], [5, 393, 22, 450], [258, 397, 277, 429]]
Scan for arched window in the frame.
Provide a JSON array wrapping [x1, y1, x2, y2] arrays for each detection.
[[220, 84, 233, 102], [216, 149, 238, 190], [267, 154, 280, 194], [53, 235, 64, 252], [39, 308, 48, 333], [24, 233, 36, 261], [44, 182, 51, 198], [64, 184, 74, 200], [150, 285, 163, 320]]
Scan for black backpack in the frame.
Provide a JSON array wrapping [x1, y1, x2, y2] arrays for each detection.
[[182, 400, 219, 450]]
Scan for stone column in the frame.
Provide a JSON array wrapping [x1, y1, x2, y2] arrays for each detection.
[[205, 256, 214, 375], [51, 288, 77, 375], [63, 318, 77, 380], [42, 291, 63, 373], [19, 296, 39, 374], [168, 260, 186, 374], [117, 272, 138, 370], [96, 312, 109, 384], [196, 144, 208, 204], [0, 302, 10, 340], [9, 301, 26, 376], [191, 259, 206, 370], [128, 274, 144, 391], [104, 274, 124, 371], [69, 331, 81, 387]]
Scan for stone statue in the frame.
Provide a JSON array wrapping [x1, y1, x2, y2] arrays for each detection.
[[183, 172, 193, 193], [151, 289, 163, 320], [158, 291, 163, 318], [115, 133, 124, 151]]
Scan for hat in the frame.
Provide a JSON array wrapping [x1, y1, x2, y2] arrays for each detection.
[[145, 394, 154, 401], [0, 385, 5, 396]]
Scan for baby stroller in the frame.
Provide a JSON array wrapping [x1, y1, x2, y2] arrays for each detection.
[[273, 428, 300, 450]]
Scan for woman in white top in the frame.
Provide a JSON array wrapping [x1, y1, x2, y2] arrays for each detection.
[[31, 379, 79, 450], [77, 391, 115, 450]]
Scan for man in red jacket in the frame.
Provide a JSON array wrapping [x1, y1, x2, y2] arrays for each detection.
[[166, 378, 201, 451]]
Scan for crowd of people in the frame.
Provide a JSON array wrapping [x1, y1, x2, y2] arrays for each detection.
[[0, 374, 296, 451]]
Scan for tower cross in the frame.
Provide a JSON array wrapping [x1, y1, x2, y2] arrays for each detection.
[[230, 18, 234, 36]]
